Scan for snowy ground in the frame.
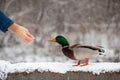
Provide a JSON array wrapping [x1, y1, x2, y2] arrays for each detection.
[[0, 60, 120, 80]]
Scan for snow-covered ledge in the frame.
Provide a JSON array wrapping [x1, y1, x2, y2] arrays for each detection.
[[0, 61, 120, 80]]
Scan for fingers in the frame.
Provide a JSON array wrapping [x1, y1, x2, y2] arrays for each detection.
[[26, 32, 35, 39], [18, 29, 35, 44], [14, 25, 35, 44], [23, 32, 35, 44]]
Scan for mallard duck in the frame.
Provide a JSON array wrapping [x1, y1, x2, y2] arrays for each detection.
[[49, 35, 105, 66]]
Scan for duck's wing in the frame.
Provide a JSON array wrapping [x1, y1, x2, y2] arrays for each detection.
[[69, 44, 105, 60], [70, 44, 103, 51]]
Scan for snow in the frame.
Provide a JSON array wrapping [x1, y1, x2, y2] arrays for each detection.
[[0, 60, 120, 80], [0, 61, 11, 80]]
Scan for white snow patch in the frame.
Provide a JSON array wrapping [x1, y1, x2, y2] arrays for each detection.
[[8, 62, 120, 75], [0, 60, 120, 80], [0, 60, 11, 80]]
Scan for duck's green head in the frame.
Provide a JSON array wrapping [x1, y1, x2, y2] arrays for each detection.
[[49, 35, 69, 47]]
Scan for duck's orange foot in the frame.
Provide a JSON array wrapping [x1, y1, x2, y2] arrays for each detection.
[[80, 63, 88, 66], [72, 58, 89, 66], [72, 60, 80, 66], [81, 58, 89, 66]]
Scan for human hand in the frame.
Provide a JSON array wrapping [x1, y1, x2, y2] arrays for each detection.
[[8, 23, 35, 44]]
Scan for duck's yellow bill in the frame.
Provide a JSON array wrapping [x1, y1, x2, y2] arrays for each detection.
[[49, 38, 56, 42]]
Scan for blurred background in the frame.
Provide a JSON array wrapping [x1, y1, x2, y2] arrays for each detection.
[[0, 0, 120, 63]]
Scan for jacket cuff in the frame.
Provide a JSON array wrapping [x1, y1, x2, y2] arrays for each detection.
[[0, 11, 14, 32]]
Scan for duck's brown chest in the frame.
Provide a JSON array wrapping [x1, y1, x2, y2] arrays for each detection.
[[62, 47, 76, 60]]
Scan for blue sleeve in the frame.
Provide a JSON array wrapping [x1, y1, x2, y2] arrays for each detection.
[[0, 11, 14, 32]]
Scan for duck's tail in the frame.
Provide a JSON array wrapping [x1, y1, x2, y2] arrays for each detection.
[[98, 48, 105, 55]]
